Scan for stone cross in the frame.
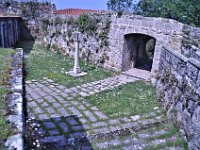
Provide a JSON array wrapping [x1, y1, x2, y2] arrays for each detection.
[[66, 31, 87, 77], [51, 0, 54, 14]]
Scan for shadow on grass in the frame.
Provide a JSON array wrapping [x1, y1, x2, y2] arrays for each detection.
[[25, 115, 93, 150]]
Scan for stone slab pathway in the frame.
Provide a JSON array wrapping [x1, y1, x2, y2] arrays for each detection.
[[25, 73, 184, 149]]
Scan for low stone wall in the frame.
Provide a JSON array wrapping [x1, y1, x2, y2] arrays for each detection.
[[5, 48, 24, 150], [156, 46, 200, 149]]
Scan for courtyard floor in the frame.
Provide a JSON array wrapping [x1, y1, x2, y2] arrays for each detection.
[[19, 42, 187, 149]]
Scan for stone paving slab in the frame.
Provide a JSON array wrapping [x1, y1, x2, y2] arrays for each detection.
[[25, 74, 184, 149]]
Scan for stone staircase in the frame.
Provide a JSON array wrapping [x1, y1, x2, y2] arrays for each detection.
[[39, 110, 184, 150]]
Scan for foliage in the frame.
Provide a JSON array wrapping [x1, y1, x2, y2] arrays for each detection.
[[107, 0, 200, 27], [107, 0, 133, 13], [66, 17, 75, 25], [41, 19, 49, 32], [137, 0, 200, 27], [77, 14, 98, 34], [54, 17, 63, 25]]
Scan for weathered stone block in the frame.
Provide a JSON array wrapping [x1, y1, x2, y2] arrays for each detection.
[[186, 63, 199, 81]]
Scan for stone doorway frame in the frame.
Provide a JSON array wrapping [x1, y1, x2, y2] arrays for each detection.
[[121, 32, 162, 77], [122, 33, 157, 72]]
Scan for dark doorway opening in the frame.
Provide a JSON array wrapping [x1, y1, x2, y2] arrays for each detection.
[[122, 33, 156, 71]]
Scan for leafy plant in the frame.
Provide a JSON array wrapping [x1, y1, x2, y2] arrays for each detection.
[[107, 0, 133, 13], [41, 19, 50, 32], [77, 14, 98, 34], [55, 17, 63, 25]]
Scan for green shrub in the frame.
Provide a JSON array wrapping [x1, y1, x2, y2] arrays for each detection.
[[55, 17, 63, 25], [77, 14, 98, 34], [41, 19, 50, 32]]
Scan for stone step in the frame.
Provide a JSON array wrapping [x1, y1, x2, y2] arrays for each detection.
[[94, 127, 184, 150], [94, 128, 169, 149], [87, 115, 166, 140], [40, 112, 167, 148]]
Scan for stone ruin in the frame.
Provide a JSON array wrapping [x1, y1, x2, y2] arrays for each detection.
[[0, 1, 200, 149]]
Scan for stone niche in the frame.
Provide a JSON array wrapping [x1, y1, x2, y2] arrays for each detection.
[[122, 33, 156, 71]]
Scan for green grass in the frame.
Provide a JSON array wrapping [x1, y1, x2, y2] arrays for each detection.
[[18, 41, 115, 87], [144, 122, 188, 150], [0, 48, 14, 149], [87, 81, 160, 118]]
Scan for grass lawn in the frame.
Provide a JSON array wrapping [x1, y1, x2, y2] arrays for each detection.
[[87, 81, 160, 118], [17, 41, 115, 87], [0, 48, 14, 148]]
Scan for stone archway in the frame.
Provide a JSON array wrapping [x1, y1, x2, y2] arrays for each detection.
[[122, 33, 156, 72]]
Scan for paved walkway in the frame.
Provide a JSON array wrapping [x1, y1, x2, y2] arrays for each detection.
[[26, 73, 183, 149]]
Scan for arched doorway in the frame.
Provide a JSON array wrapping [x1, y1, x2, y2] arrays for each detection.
[[122, 33, 156, 72]]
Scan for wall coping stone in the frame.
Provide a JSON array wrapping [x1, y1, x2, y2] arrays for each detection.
[[163, 46, 188, 62], [188, 58, 200, 69], [164, 46, 200, 69], [5, 48, 24, 150]]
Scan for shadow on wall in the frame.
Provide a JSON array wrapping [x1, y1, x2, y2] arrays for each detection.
[[15, 40, 35, 54], [14, 19, 35, 54], [25, 115, 93, 149], [20, 20, 35, 41]]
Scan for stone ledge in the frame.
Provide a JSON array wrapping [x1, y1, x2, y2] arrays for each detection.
[[163, 46, 188, 62], [188, 58, 200, 69], [5, 48, 24, 150]]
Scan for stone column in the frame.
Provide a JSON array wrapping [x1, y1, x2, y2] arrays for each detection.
[[73, 32, 81, 74], [66, 31, 87, 77]]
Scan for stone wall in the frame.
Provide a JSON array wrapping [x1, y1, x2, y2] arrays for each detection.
[[42, 13, 111, 65], [42, 13, 187, 74], [107, 15, 184, 73], [182, 25, 200, 60], [156, 46, 200, 150], [0, 1, 55, 40], [0, 17, 20, 48]]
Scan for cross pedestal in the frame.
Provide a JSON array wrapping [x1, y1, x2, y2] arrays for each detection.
[[66, 31, 87, 77]]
